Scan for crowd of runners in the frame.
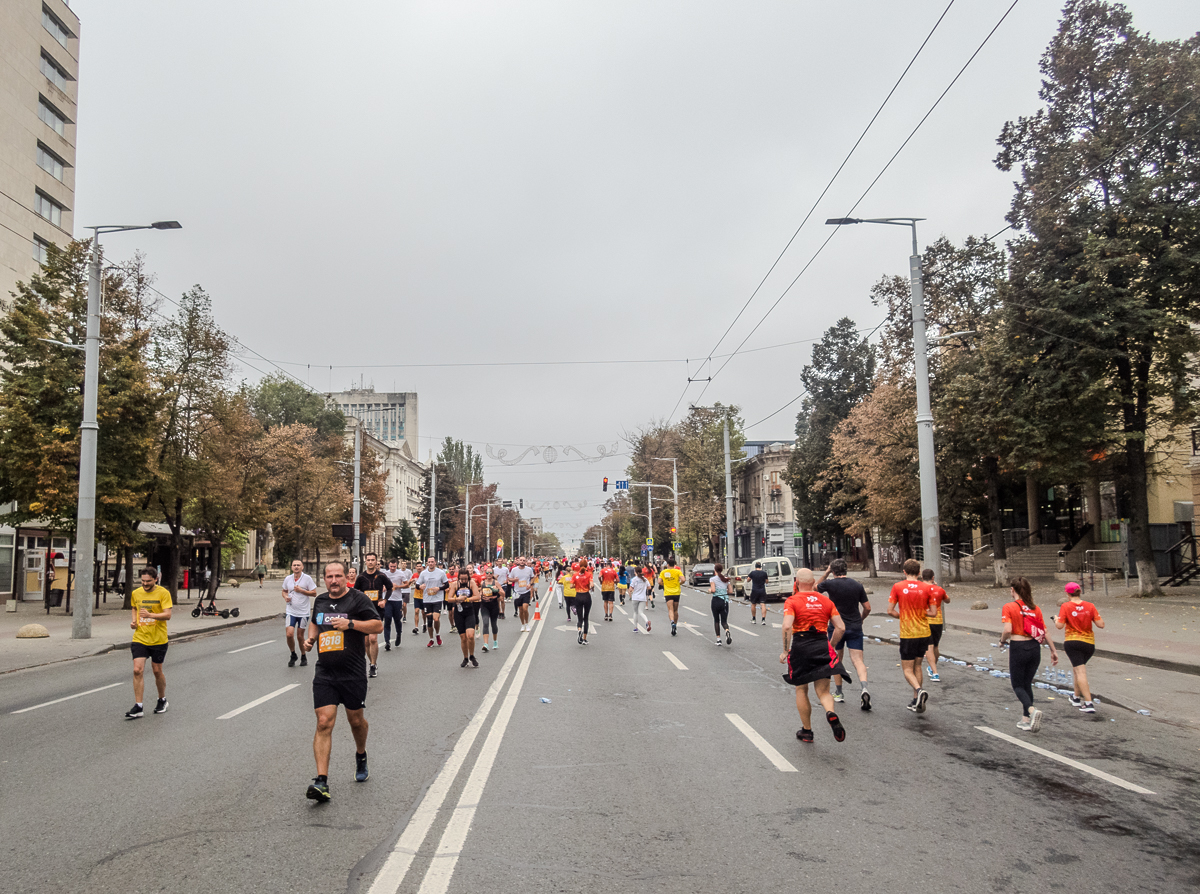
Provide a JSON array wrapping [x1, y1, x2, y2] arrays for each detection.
[[117, 549, 1104, 803]]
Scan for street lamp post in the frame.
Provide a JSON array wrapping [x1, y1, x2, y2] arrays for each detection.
[[73, 221, 180, 639], [652, 457, 679, 559], [826, 216, 941, 580]]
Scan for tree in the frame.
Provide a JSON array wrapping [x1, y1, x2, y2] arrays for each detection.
[[388, 519, 420, 561], [785, 318, 875, 544], [246, 373, 344, 441], [995, 0, 1200, 593], [414, 463, 461, 557], [436, 437, 483, 487], [677, 404, 746, 561], [266, 423, 347, 567]]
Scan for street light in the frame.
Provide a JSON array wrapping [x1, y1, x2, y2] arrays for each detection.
[[73, 221, 181, 639], [826, 215, 941, 579]]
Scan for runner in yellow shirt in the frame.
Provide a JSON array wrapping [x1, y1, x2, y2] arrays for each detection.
[[125, 566, 173, 720], [660, 558, 685, 636]]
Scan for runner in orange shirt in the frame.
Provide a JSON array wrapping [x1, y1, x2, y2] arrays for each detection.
[[1054, 581, 1102, 714], [887, 559, 937, 714], [599, 562, 619, 621], [921, 568, 950, 682], [780, 568, 849, 744]]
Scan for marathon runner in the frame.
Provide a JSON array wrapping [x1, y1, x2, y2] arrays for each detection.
[[563, 562, 578, 621], [599, 561, 618, 621], [659, 558, 683, 636], [382, 559, 411, 651], [572, 561, 594, 645], [887, 559, 937, 714], [509, 557, 536, 632], [494, 561, 509, 620], [1000, 577, 1059, 732], [921, 568, 949, 682], [448, 568, 481, 667], [1055, 581, 1103, 714], [479, 569, 501, 652], [817, 559, 872, 710], [709, 563, 732, 645], [781, 567, 849, 743], [125, 566, 172, 720], [356, 553, 392, 678], [746, 561, 768, 625], [617, 563, 629, 605], [302, 562, 382, 802], [630, 566, 651, 633], [283, 559, 318, 668], [416, 557, 448, 647]]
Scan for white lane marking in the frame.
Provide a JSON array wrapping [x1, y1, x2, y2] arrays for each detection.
[[228, 640, 276, 653], [679, 621, 706, 638], [11, 681, 124, 714], [976, 726, 1155, 795], [682, 605, 707, 617], [366, 625, 533, 894], [663, 651, 688, 670], [727, 623, 759, 638], [726, 713, 798, 772], [616, 605, 628, 616], [417, 591, 551, 894], [217, 683, 300, 720], [773, 623, 782, 628]]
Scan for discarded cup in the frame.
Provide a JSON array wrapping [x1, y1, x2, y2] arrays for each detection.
[[540, 698, 552, 704], [1136, 709, 1151, 716]]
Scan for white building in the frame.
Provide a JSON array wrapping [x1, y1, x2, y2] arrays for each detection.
[[328, 388, 418, 459]]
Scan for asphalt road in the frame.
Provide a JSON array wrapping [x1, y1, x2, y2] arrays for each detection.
[[3, 583, 1198, 893]]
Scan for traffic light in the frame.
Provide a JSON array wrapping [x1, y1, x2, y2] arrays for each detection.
[[761, 535, 766, 546], [603, 477, 609, 492], [519, 499, 523, 509], [669, 526, 676, 536]]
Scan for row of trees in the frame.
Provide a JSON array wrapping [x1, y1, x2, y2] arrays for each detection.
[[0, 242, 385, 601], [787, 1, 1200, 594]]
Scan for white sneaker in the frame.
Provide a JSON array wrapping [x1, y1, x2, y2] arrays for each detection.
[[1016, 718, 1033, 731], [1028, 708, 1043, 732]]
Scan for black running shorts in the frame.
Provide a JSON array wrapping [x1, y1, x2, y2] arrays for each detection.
[[928, 623, 944, 647], [313, 673, 367, 711], [131, 642, 168, 664], [1064, 640, 1095, 667], [899, 637, 931, 661]]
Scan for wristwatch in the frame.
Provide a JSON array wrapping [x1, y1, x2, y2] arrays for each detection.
[[348, 619, 355, 631]]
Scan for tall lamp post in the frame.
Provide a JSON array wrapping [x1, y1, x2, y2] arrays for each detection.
[[73, 221, 181, 639], [826, 216, 941, 580]]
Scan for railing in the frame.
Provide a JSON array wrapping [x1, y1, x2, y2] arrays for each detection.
[[1084, 548, 1126, 595]]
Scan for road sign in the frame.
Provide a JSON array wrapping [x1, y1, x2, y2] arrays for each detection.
[[615, 480, 629, 490], [645, 538, 654, 546], [640, 545, 650, 556], [673, 541, 682, 551]]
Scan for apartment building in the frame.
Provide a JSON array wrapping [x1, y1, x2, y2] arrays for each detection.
[[327, 388, 419, 459], [733, 440, 801, 562], [0, 1, 79, 310]]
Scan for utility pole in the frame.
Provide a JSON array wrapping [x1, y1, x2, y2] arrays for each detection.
[[724, 417, 735, 570], [653, 457, 679, 560], [428, 450, 436, 562], [352, 424, 362, 568]]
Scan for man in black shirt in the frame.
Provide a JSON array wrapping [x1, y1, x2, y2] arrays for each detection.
[[747, 562, 769, 625], [355, 552, 393, 679], [301, 562, 383, 803], [817, 559, 872, 711]]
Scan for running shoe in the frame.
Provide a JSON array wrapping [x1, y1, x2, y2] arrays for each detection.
[[384, 642, 391, 652], [833, 690, 845, 704], [396, 630, 402, 644], [726, 630, 732, 645], [436, 635, 442, 646], [646, 622, 651, 632], [826, 710, 846, 742], [916, 689, 928, 714], [470, 655, 479, 667], [461, 657, 470, 668], [578, 632, 583, 644], [355, 753, 369, 783], [481, 644, 489, 653], [1016, 717, 1033, 731], [288, 652, 298, 667], [306, 778, 331, 802], [369, 664, 377, 678], [413, 627, 419, 635], [154, 698, 168, 715], [300, 654, 307, 667], [715, 639, 722, 646], [905, 698, 918, 712], [1080, 702, 1096, 714], [124, 704, 144, 720], [427, 640, 435, 648], [796, 728, 814, 743], [671, 623, 677, 636], [1028, 707, 1043, 731], [492, 641, 499, 649], [860, 690, 872, 712], [928, 672, 941, 682], [498, 612, 505, 619], [1068, 694, 1083, 708]]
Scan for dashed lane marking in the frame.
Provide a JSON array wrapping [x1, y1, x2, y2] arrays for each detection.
[[727, 623, 759, 638], [976, 726, 1155, 795], [726, 713, 798, 772], [11, 682, 124, 714], [663, 651, 688, 670], [217, 683, 301, 720], [228, 640, 276, 653]]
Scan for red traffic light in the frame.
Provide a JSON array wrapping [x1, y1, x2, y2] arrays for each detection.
[[602, 477, 609, 491]]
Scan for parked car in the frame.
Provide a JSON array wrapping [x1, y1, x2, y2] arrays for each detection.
[[731, 558, 795, 601], [689, 563, 716, 586]]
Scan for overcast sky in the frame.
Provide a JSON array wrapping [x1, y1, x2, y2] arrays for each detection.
[[69, 1, 1195, 550]]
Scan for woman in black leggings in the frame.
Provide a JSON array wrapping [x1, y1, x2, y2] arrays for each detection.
[[999, 577, 1059, 732], [709, 563, 732, 645], [574, 565, 593, 645], [478, 571, 501, 652]]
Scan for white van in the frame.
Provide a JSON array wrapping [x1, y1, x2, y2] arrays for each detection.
[[732, 558, 794, 601]]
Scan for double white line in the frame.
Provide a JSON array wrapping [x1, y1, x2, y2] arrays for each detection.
[[368, 616, 549, 894]]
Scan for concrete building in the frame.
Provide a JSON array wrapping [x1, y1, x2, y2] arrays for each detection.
[[327, 388, 418, 459], [733, 440, 800, 562], [0, 0, 79, 310], [344, 416, 426, 559]]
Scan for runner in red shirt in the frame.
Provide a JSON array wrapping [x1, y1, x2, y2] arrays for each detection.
[[887, 559, 938, 713], [921, 568, 950, 681], [571, 564, 594, 644], [780, 568, 849, 744], [599, 563, 619, 621]]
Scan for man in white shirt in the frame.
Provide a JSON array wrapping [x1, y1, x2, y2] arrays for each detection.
[[508, 557, 536, 632], [383, 560, 414, 651], [283, 559, 318, 667], [416, 557, 449, 647]]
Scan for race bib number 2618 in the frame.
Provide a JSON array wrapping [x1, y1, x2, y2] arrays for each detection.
[[318, 630, 344, 653]]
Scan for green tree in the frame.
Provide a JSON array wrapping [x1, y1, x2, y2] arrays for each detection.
[[246, 373, 344, 441], [436, 437, 483, 487], [388, 519, 420, 561], [677, 404, 746, 561], [414, 463, 461, 557], [995, 0, 1200, 593]]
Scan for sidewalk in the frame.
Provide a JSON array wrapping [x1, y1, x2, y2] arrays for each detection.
[[0, 581, 285, 675]]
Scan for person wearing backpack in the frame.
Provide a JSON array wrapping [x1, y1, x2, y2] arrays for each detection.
[[999, 576, 1059, 732]]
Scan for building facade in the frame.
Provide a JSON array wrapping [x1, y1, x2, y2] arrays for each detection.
[[0, 0, 79, 310], [733, 441, 801, 563], [327, 388, 419, 459], [344, 416, 426, 559]]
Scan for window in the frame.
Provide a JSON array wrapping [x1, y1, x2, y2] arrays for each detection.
[[42, 7, 72, 48], [40, 52, 69, 91], [35, 192, 62, 227], [0, 532, 13, 596], [36, 143, 64, 180], [38, 98, 68, 135], [33, 237, 50, 265]]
